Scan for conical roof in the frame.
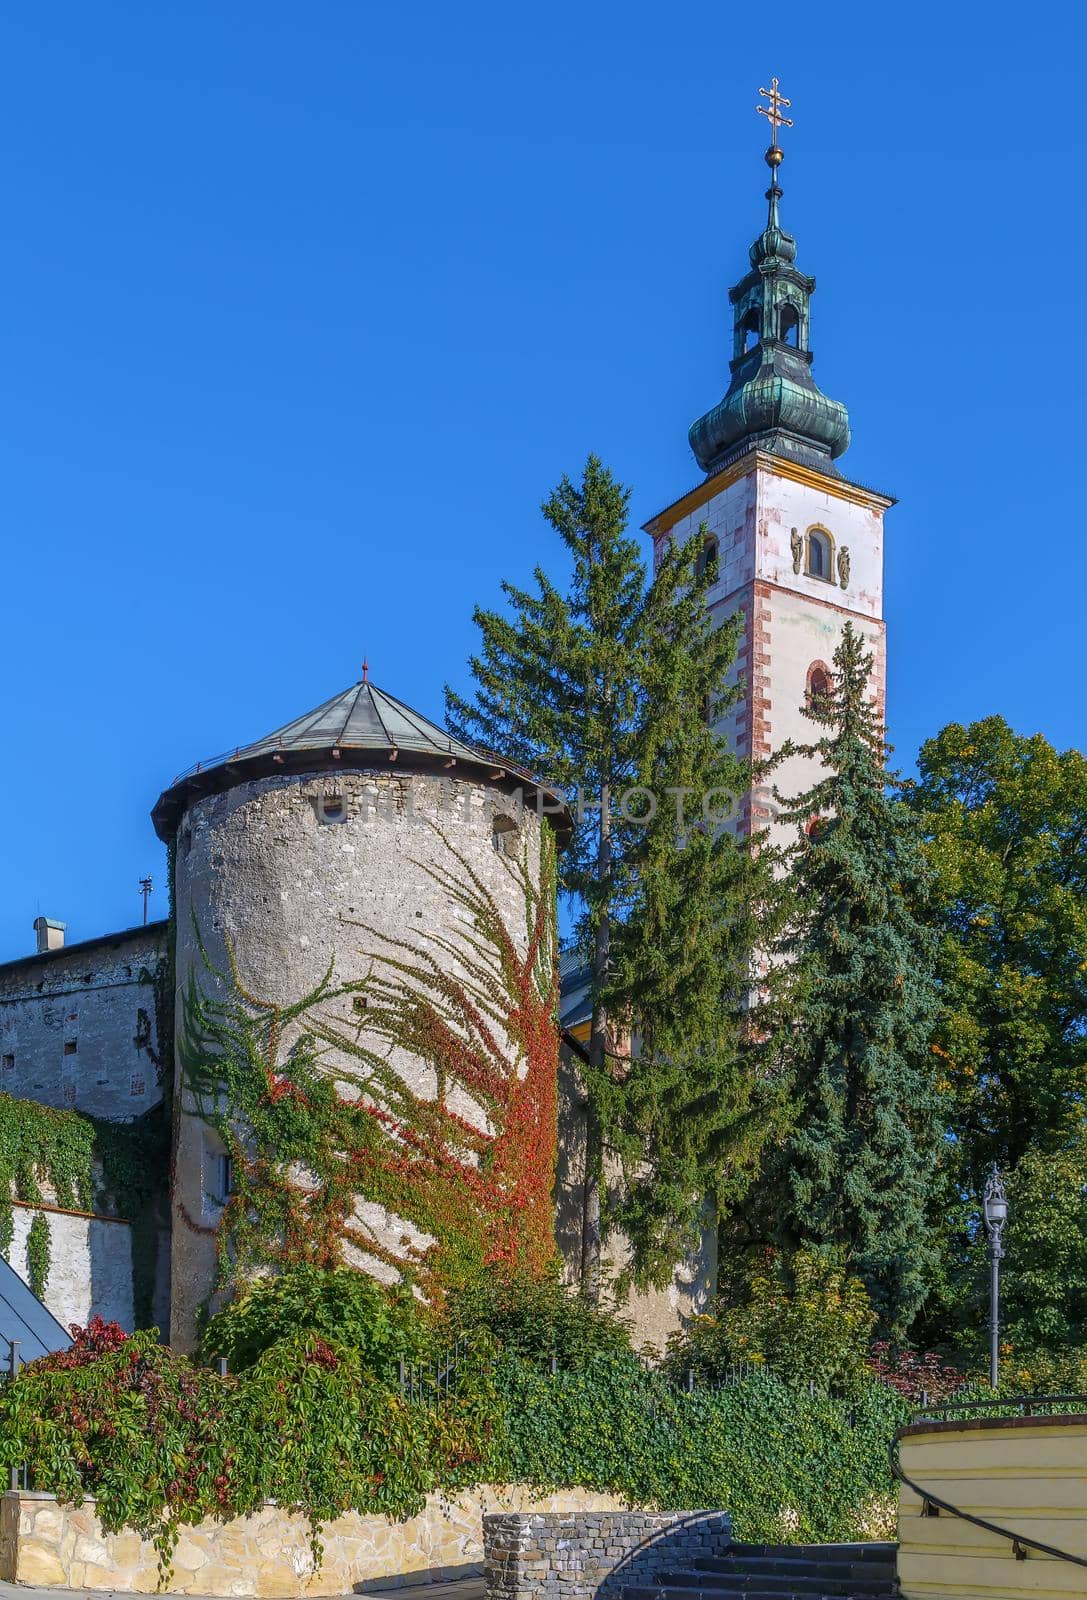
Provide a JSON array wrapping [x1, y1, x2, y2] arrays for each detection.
[[152, 677, 569, 841], [222, 679, 494, 767]]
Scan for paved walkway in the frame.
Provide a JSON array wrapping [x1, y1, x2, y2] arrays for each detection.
[[0, 1579, 485, 1600]]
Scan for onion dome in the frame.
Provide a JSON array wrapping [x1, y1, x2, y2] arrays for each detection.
[[749, 185, 797, 267], [688, 151, 850, 477]]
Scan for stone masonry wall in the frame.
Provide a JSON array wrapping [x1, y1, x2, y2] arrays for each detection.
[[1, 1487, 631, 1596], [170, 767, 545, 1348], [0, 922, 171, 1336], [0, 924, 168, 1121], [484, 1509, 733, 1600]]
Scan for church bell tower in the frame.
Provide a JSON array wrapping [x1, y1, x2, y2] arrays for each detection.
[[644, 80, 892, 836]]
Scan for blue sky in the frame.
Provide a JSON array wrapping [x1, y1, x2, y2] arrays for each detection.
[[0, 3, 1081, 961]]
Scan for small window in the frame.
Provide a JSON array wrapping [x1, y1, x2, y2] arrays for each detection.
[[780, 304, 800, 347], [805, 815, 828, 841], [741, 308, 760, 352], [696, 535, 719, 583], [807, 663, 832, 711], [1, 1054, 13, 1072], [492, 813, 520, 858], [62, 1083, 77, 1104], [63, 1039, 77, 1056], [318, 794, 346, 824], [219, 1154, 236, 1202], [806, 529, 832, 581], [130, 1074, 146, 1096]]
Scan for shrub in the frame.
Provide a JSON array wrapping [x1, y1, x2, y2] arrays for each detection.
[[200, 1265, 429, 1376], [1002, 1343, 1087, 1396], [492, 1350, 910, 1542], [664, 1249, 875, 1395], [0, 1301, 911, 1571], [866, 1341, 966, 1404], [443, 1271, 632, 1368], [0, 1320, 493, 1576]]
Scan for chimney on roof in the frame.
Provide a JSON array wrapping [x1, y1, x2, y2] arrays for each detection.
[[33, 917, 66, 954]]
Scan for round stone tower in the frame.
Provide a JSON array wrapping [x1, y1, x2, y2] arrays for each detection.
[[152, 674, 568, 1349]]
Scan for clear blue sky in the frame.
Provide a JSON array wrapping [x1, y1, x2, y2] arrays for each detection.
[[1, 2, 1081, 961]]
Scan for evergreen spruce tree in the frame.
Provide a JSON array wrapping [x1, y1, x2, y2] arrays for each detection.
[[445, 456, 772, 1296], [766, 621, 942, 1334]]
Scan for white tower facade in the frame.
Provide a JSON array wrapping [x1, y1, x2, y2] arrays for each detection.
[[645, 452, 891, 839]]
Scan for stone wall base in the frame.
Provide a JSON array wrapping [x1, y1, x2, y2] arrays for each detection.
[[484, 1509, 733, 1600], [0, 1487, 632, 1596]]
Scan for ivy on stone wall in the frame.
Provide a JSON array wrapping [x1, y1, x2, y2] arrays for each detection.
[[0, 1088, 164, 1316], [0, 1317, 499, 1577], [181, 829, 560, 1302], [25, 1211, 51, 1299], [0, 1093, 96, 1260], [96, 1109, 169, 1328]]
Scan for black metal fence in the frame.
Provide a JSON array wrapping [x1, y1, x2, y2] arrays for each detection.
[[397, 1336, 469, 1403], [911, 1392, 1087, 1421], [393, 1345, 833, 1403]]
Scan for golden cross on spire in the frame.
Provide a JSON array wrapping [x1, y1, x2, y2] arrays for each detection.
[[756, 77, 793, 162]]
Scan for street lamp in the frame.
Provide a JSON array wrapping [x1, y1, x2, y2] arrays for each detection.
[[982, 1164, 1009, 1389]]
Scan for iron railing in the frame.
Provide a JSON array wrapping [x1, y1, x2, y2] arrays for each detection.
[[397, 1336, 470, 1403], [891, 1394, 1087, 1570]]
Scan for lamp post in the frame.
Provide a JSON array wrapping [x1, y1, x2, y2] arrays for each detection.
[[982, 1164, 1009, 1389]]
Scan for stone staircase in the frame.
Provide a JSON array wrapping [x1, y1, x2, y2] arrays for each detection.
[[622, 1541, 898, 1600]]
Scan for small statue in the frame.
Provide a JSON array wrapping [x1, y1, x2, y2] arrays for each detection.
[[790, 527, 803, 575], [837, 545, 851, 589]]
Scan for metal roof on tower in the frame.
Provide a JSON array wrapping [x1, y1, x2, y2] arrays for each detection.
[[152, 676, 571, 842], [204, 679, 496, 769], [688, 79, 850, 479]]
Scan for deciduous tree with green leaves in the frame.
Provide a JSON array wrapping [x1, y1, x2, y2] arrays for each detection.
[[906, 717, 1087, 1354], [763, 621, 942, 1335], [445, 456, 772, 1296], [909, 717, 1087, 1170]]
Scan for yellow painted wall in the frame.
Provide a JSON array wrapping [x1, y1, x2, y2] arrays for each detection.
[[897, 1415, 1087, 1599]]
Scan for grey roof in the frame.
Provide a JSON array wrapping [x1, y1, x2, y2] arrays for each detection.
[[153, 678, 571, 843], [209, 680, 494, 768], [0, 920, 169, 979], [0, 1254, 71, 1364]]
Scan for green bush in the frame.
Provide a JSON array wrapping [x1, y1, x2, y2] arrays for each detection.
[[0, 1318, 493, 1575], [442, 1271, 633, 1369], [200, 1265, 430, 1377], [1002, 1343, 1087, 1396], [492, 1349, 909, 1541], [0, 1311, 910, 1573], [664, 1249, 876, 1396]]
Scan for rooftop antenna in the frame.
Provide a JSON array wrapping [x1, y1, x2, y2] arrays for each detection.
[[139, 876, 153, 926]]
